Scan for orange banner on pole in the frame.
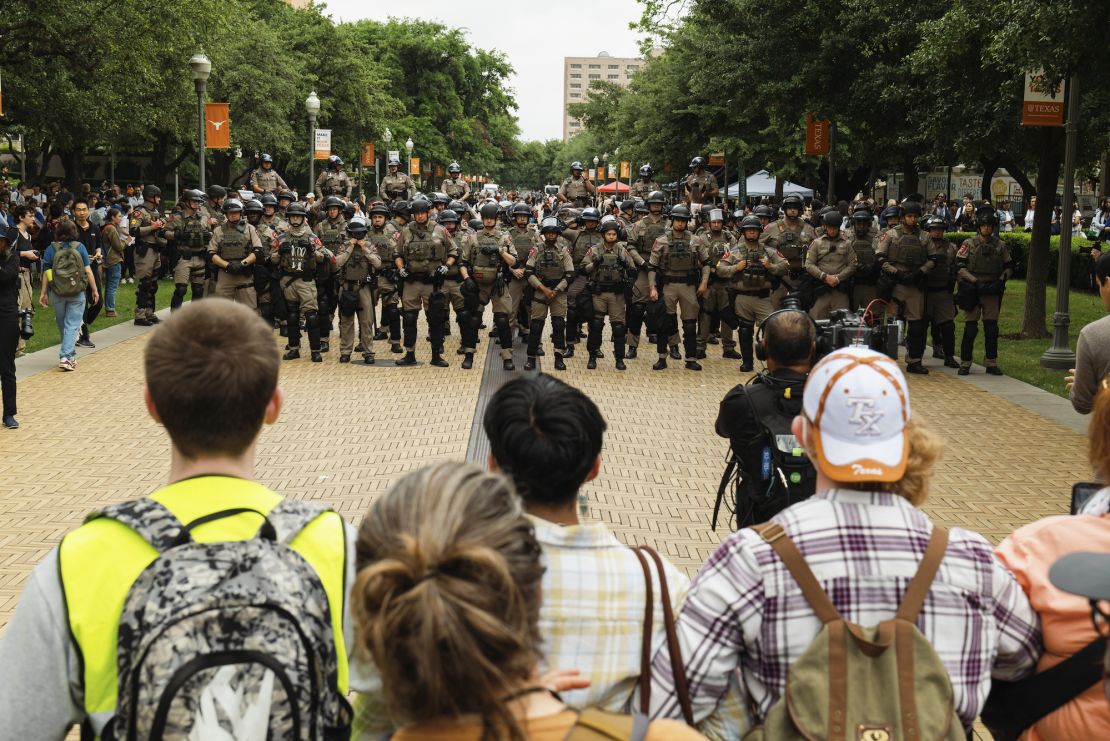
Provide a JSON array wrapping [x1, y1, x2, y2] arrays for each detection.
[[805, 113, 829, 156], [708, 152, 726, 167], [205, 103, 230, 149], [360, 142, 375, 166], [620, 161, 630, 179], [435, 165, 444, 178], [409, 158, 420, 176]]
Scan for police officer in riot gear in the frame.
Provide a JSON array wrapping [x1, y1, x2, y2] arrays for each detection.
[[250, 153, 288, 194], [956, 205, 1012, 376], [313, 196, 346, 353], [565, 207, 604, 357], [848, 207, 880, 310], [315, 155, 351, 200], [441, 162, 470, 201], [804, 210, 858, 319], [523, 217, 575, 371], [922, 215, 960, 369], [163, 189, 210, 311], [625, 190, 668, 357], [335, 215, 381, 364], [392, 198, 458, 367], [272, 202, 326, 361], [761, 193, 816, 309], [380, 158, 414, 203], [503, 202, 535, 345], [366, 201, 403, 353], [717, 215, 789, 371], [582, 218, 644, 370], [753, 203, 775, 229], [629, 164, 660, 200], [648, 204, 712, 371], [208, 199, 262, 308], [557, 162, 596, 207], [685, 156, 719, 208], [693, 208, 741, 359], [130, 185, 167, 326], [877, 199, 933, 374], [458, 202, 519, 371], [243, 199, 278, 325], [259, 193, 286, 233]]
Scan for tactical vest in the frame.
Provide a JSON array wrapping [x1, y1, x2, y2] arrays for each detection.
[[367, 231, 392, 275], [510, 228, 534, 263], [217, 223, 251, 262], [574, 230, 602, 264], [535, 245, 566, 284], [471, 232, 502, 284], [635, 218, 665, 259], [736, 243, 771, 290], [563, 177, 588, 199], [177, 213, 208, 255], [131, 206, 160, 246], [773, 222, 807, 269], [594, 247, 625, 289], [406, 227, 445, 274], [317, 219, 346, 250], [966, 236, 1006, 278], [343, 242, 371, 283], [662, 233, 697, 278], [887, 227, 928, 272], [926, 242, 953, 289], [255, 170, 280, 192], [852, 232, 877, 278], [281, 229, 315, 278], [444, 179, 466, 198], [382, 175, 407, 198], [322, 172, 345, 195]]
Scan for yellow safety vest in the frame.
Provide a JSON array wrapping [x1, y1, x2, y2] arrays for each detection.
[[58, 476, 349, 723]]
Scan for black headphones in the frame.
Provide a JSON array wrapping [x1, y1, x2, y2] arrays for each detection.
[[754, 304, 819, 362]]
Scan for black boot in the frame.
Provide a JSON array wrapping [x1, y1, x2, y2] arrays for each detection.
[[462, 353, 474, 370], [339, 354, 351, 363], [554, 353, 566, 371], [669, 345, 682, 360], [906, 362, 929, 375], [653, 357, 667, 370], [685, 360, 703, 371], [282, 348, 300, 361], [626, 345, 637, 359], [563, 344, 575, 358], [587, 354, 597, 369], [524, 357, 537, 371], [431, 348, 449, 367], [397, 351, 417, 366], [374, 329, 387, 341], [723, 349, 741, 359], [502, 358, 515, 371]]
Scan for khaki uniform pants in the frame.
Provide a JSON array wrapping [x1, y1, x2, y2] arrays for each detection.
[[590, 291, 625, 324], [173, 255, 207, 285], [477, 281, 512, 314], [698, 282, 734, 350], [892, 285, 924, 321], [442, 279, 466, 313], [282, 276, 318, 314], [662, 282, 699, 321], [134, 246, 161, 321], [925, 289, 956, 324], [627, 268, 652, 348], [963, 294, 1001, 322], [401, 281, 435, 312], [809, 288, 850, 320], [339, 284, 376, 355], [735, 291, 773, 325], [852, 281, 878, 312], [531, 291, 568, 320], [377, 276, 399, 311], [214, 272, 257, 309], [508, 277, 526, 332]]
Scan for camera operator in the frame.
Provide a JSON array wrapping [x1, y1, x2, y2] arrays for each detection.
[[0, 221, 20, 428], [714, 305, 817, 528]]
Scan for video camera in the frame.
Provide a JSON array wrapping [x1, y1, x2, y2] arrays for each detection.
[[782, 296, 904, 360]]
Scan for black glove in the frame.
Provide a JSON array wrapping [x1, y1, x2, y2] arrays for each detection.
[[397, 266, 409, 279], [593, 254, 603, 266], [435, 264, 449, 278], [225, 260, 242, 275], [461, 277, 478, 295], [279, 242, 292, 255]]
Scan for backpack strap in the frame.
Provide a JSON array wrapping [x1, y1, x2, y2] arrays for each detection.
[[634, 546, 694, 726], [895, 527, 948, 623], [628, 547, 654, 715], [753, 522, 841, 624], [266, 498, 333, 545], [88, 498, 185, 553]]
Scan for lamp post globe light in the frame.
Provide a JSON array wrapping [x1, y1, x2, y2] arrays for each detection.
[[405, 137, 414, 185], [189, 53, 211, 191], [379, 128, 392, 193], [305, 91, 321, 194]]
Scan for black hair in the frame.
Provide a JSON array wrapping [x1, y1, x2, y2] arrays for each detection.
[[1096, 251, 1110, 286], [763, 310, 816, 366], [12, 204, 33, 221], [483, 374, 606, 508]]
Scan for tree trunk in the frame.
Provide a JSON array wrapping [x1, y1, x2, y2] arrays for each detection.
[[901, 162, 919, 197], [999, 158, 1036, 199], [59, 146, 85, 194], [980, 159, 999, 202], [36, 140, 52, 182], [1101, 152, 1109, 202], [1021, 128, 1064, 339]]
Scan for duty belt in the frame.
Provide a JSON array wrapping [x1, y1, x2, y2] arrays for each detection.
[[733, 288, 771, 299]]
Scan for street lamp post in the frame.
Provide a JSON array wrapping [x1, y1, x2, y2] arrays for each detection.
[[405, 138, 414, 188], [378, 127, 392, 195], [1041, 76, 1081, 370], [305, 91, 320, 196], [189, 53, 211, 192]]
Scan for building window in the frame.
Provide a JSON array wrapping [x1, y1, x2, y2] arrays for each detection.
[[607, 74, 618, 79], [570, 83, 581, 88], [608, 64, 618, 69], [627, 65, 639, 72], [588, 73, 600, 79], [570, 63, 581, 69], [570, 92, 581, 98], [570, 73, 581, 79], [588, 64, 601, 69]]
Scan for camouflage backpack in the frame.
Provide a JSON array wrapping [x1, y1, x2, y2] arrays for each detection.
[[96, 497, 352, 741], [746, 523, 965, 741]]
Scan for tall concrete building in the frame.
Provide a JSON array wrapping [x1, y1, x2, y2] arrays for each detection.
[[563, 51, 643, 141]]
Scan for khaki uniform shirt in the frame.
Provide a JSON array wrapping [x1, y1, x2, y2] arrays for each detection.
[[315, 169, 351, 199], [558, 175, 596, 203], [647, 229, 712, 285], [685, 171, 719, 205], [380, 173, 413, 202], [629, 179, 660, 200], [716, 240, 789, 291], [525, 238, 575, 292], [207, 220, 263, 257], [440, 177, 470, 200], [250, 168, 288, 194], [805, 234, 858, 281]]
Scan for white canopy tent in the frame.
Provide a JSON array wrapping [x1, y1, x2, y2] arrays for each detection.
[[726, 169, 814, 199]]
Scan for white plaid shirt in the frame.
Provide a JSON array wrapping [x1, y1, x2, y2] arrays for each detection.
[[648, 489, 1042, 735]]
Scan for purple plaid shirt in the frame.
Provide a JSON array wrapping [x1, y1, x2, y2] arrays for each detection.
[[649, 489, 1042, 735]]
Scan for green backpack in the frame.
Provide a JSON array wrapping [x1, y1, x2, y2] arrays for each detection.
[[746, 523, 965, 741], [50, 241, 88, 298]]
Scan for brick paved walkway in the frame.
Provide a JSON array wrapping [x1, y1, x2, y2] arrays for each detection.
[[0, 317, 1088, 629]]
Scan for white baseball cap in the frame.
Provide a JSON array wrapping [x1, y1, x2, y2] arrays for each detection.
[[802, 346, 911, 483]]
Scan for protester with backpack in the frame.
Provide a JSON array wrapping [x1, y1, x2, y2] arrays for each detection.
[[350, 461, 706, 741], [0, 300, 356, 739], [38, 218, 97, 371], [650, 346, 1042, 738]]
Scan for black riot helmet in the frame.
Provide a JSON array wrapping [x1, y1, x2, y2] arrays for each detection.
[[540, 217, 564, 234], [285, 202, 308, 218], [851, 208, 873, 223], [645, 190, 665, 205], [639, 164, 653, 178], [243, 199, 264, 216], [670, 204, 692, 221], [975, 204, 997, 226], [346, 216, 368, 236], [260, 193, 278, 208], [367, 201, 391, 217], [924, 215, 947, 232], [181, 189, 205, 205], [821, 210, 842, 228], [740, 215, 763, 232], [277, 189, 295, 204], [468, 218, 482, 232], [753, 204, 774, 219], [325, 196, 344, 211], [431, 192, 450, 206], [620, 199, 635, 213], [901, 200, 924, 216], [142, 185, 162, 201], [391, 200, 411, 218], [343, 202, 356, 220], [599, 218, 621, 235], [689, 156, 706, 169], [634, 199, 648, 214], [511, 202, 531, 218], [448, 199, 467, 213], [781, 194, 804, 212], [206, 185, 227, 201], [328, 155, 343, 169], [479, 202, 500, 220], [437, 209, 460, 225], [580, 207, 601, 223], [410, 199, 431, 215]]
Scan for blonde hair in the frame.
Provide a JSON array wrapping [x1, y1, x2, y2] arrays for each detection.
[[808, 417, 944, 506], [352, 462, 544, 739], [1088, 377, 1110, 475]]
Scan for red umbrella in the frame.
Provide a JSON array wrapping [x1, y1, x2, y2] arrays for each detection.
[[596, 181, 630, 193]]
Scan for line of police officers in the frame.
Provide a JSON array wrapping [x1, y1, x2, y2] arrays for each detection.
[[131, 154, 1012, 375]]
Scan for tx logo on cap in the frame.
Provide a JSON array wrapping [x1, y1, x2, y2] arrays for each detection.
[[847, 397, 883, 436]]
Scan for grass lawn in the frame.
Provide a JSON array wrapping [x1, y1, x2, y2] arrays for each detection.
[[951, 279, 1104, 398], [22, 275, 177, 354]]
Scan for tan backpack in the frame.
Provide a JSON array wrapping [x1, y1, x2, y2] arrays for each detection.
[[745, 523, 965, 741]]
